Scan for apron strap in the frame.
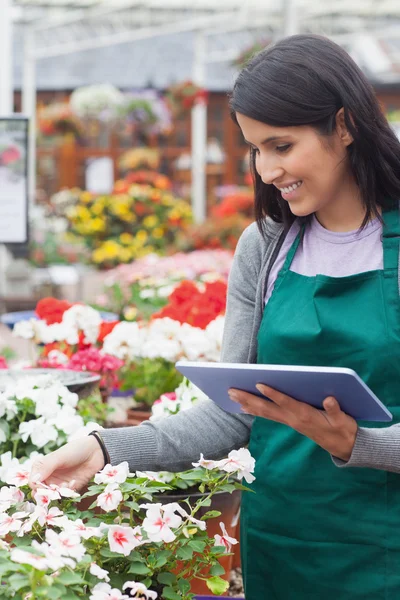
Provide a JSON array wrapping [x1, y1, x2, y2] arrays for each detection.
[[280, 224, 304, 274], [382, 207, 400, 272]]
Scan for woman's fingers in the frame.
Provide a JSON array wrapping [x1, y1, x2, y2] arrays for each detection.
[[228, 387, 286, 422]]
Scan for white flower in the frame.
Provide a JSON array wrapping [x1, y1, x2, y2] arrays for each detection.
[[108, 525, 143, 556], [36, 506, 67, 528], [0, 486, 24, 512], [19, 418, 59, 449], [141, 338, 181, 362], [0, 452, 19, 482], [97, 484, 123, 513], [166, 502, 206, 531], [135, 471, 174, 483], [219, 448, 256, 484], [0, 511, 29, 536], [142, 503, 182, 543], [192, 454, 223, 470], [62, 304, 101, 345], [47, 405, 84, 436], [45, 528, 86, 561], [11, 548, 49, 570], [178, 324, 215, 361], [90, 562, 110, 582], [47, 350, 69, 365], [63, 518, 103, 540], [122, 581, 158, 599], [103, 322, 145, 360], [13, 319, 41, 340], [4, 463, 31, 488], [0, 394, 17, 419], [214, 521, 238, 553], [94, 462, 130, 485], [33, 486, 61, 508]]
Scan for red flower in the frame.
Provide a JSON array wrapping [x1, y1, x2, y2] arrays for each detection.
[[152, 280, 227, 329], [36, 297, 73, 325], [98, 321, 119, 344], [0, 356, 8, 369]]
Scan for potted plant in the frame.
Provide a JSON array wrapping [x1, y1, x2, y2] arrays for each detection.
[[0, 447, 254, 598]]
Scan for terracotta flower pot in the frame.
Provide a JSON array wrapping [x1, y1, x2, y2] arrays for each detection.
[[158, 488, 241, 596]]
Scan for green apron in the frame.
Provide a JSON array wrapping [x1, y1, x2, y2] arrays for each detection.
[[241, 208, 400, 600]]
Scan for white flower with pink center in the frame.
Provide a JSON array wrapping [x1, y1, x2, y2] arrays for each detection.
[[214, 522, 238, 553], [94, 461, 130, 485], [90, 562, 110, 582], [108, 525, 143, 556], [38, 481, 80, 499], [0, 486, 24, 511], [33, 487, 61, 508], [11, 548, 49, 571], [64, 518, 103, 540], [0, 511, 29, 536], [97, 484, 123, 513], [218, 448, 256, 484], [45, 528, 86, 561], [192, 454, 224, 470], [142, 503, 182, 543], [166, 502, 207, 531], [36, 506, 67, 528], [4, 465, 30, 488], [122, 581, 158, 599]]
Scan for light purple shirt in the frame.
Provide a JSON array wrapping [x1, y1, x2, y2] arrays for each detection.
[[266, 215, 383, 303]]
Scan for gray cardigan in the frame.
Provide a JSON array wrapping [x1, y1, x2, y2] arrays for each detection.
[[101, 219, 400, 474]]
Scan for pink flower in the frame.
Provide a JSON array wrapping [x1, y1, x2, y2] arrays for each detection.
[[45, 529, 86, 561], [108, 525, 143, 556], [214, 522, 238, 553], [67, 348, 123, 388], [5, 466, 30, 487], [97, 484, 123, 513], [0, 511, 29, 536], [64, 518, 103, 540], [11, 548, 49, 571], [36, 506, 67, 528], [142, 503, 182, 543], [94, 461, 130, 485]]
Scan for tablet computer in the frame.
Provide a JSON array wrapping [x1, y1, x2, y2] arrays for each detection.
[[175, 361, 393, 422]]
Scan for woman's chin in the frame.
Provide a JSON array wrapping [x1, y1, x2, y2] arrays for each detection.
[[287, 202, 314, 218]]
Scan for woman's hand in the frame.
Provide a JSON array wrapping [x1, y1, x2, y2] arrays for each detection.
[[29, 436, 106, 492], [228, 384, 358, 461]]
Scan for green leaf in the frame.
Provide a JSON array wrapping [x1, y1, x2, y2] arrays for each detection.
[[201, 510, 221, 520], [127, 562, 151, 575], [9, 573, 30, 592], [162, 587, 181, 600], [60, 592, 80, 600], [176, 545, 194, 560], [210, 563, 226, 576], [153, 550, 172, 568], [100, 547, 118, 558], [188, 540, 206, 553], [56, 571, 85, 585], [206, 576, 230, 595], [178, 578, 191, 594], [35, 586, 63, 599], [157, 572, 177, 585]]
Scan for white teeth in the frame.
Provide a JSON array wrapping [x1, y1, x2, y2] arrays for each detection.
[[280, 181, 302, 194]]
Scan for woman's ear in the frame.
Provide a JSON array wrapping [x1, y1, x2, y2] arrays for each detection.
[[335, 108, 354, 146]]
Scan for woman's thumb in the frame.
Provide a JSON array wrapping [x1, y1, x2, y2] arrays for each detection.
[[323, 396, 342, 420]]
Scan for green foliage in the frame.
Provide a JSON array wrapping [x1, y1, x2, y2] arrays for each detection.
[[119, 357, 183, 407]]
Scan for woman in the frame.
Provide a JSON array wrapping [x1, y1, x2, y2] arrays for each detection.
[[30, 35, 400, 599]]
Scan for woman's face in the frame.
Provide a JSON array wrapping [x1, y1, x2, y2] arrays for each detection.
[[236, 112, 356, 220]]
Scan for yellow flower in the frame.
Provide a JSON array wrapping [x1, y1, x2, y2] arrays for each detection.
[[143, 215, 158, 228], [152, 227, 164, 239], [120, 232, 134, 244], [80, 191, 92, 204], [136, 230, 148, 243]]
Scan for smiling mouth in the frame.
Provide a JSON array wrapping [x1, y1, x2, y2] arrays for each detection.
[[278, 181, 303, 194]]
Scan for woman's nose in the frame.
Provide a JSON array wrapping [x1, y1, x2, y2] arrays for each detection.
[[257, 156, 283, 185]]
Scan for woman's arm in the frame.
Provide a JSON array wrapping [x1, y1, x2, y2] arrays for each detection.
[[332, 424, 400, 473]]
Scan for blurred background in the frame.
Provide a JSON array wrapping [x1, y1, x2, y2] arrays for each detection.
[[1, 0, 400, 359]]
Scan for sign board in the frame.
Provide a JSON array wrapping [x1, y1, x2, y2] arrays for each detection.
[[85, 156, 114, 194], [0, 116, 29, 243]]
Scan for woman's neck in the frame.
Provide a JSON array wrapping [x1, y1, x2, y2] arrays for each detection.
[[315, 181, 373, 232]]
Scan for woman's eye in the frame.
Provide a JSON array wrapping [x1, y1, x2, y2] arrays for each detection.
[[276, 144, 291, 153]]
